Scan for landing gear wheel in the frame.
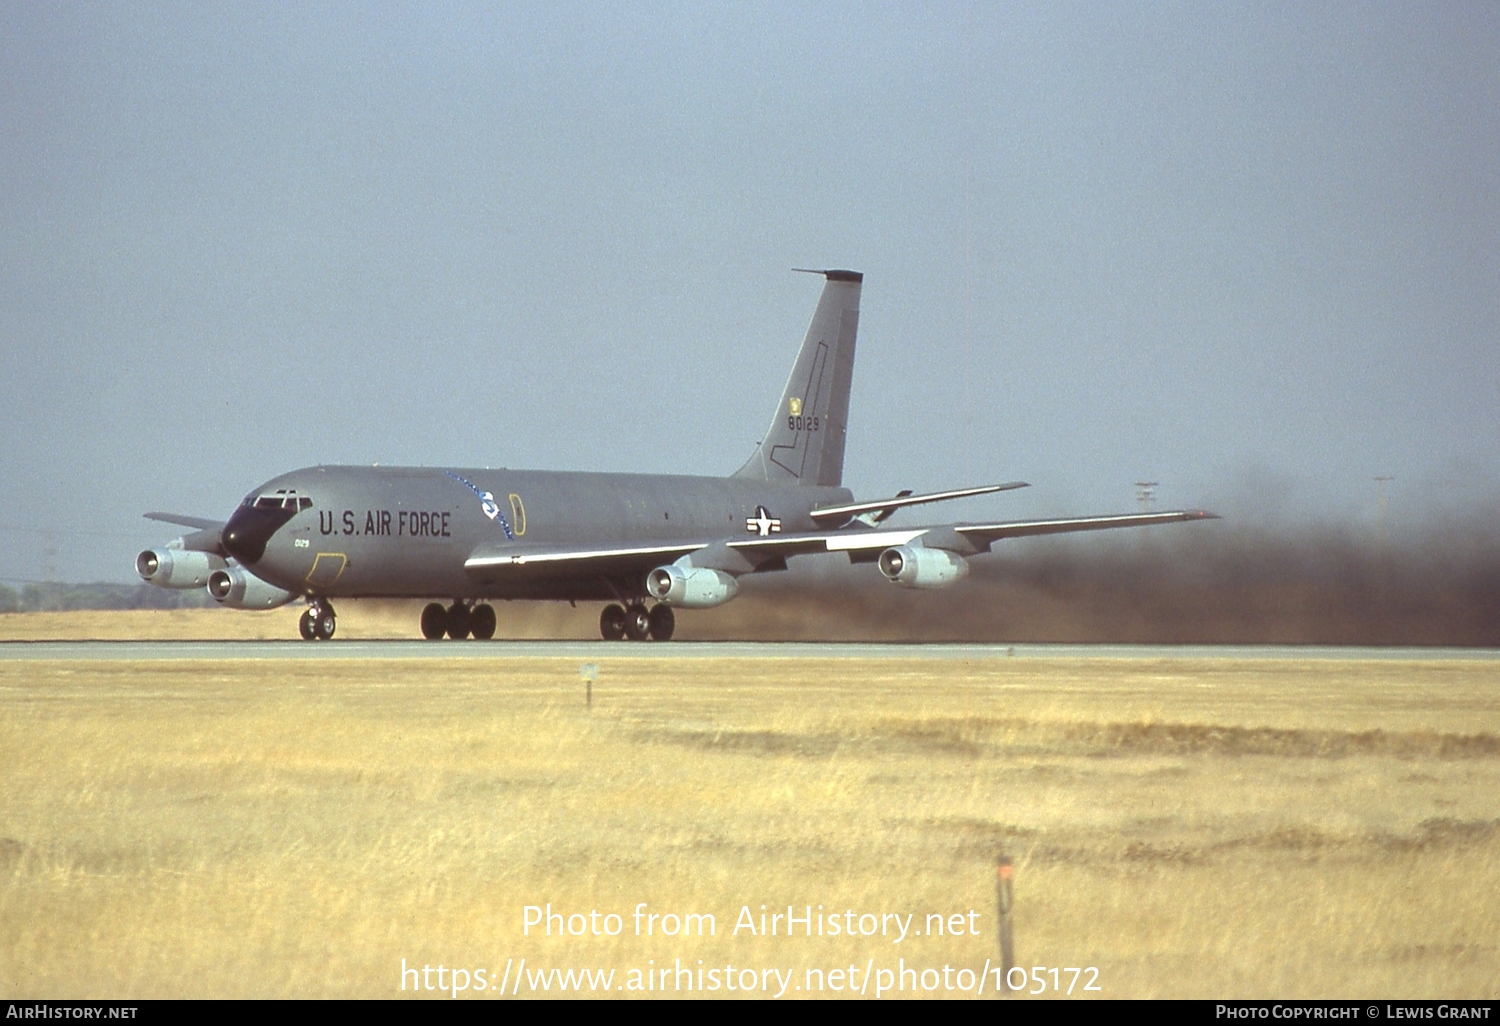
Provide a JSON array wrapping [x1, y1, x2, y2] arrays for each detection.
[[470, 603, 496, 640], [420, 602, 448, 640], [648, 604, 675, 642], [299, 609, 317, 641], [446, 602, 471, 640], [600, 604, 627, 641], [313, 606, 336, 641], [624, 602, 651, 641]]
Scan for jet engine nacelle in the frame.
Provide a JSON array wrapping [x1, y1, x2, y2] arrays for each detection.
[[645, 564, 740, 608], [207, 567, 296, 610], [136, 547, 227, 589], [877, 545, 970, 589]]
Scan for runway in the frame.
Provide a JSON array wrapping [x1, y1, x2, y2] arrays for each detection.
[[2, 639, 1498, 661]]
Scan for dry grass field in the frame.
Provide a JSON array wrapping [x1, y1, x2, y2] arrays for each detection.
[[0, 603, 583, 642], [1, 633, 1498, 997]]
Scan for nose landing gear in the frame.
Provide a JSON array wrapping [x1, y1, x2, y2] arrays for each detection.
[[599, 602, 675, 641], [299, 601, 336, 641]]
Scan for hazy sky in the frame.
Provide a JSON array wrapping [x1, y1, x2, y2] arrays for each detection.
[[2, 3, 1497, 583]]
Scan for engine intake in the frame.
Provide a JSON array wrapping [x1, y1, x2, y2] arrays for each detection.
[[207, 567, 296, 610], [645, 563, 739, 608], [877, 545, 970, 589], [136, 547, 226, 589]]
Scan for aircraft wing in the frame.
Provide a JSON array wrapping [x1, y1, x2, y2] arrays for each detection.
[[465, 509, 1218, 579], [941, 508, 1220, 546], [728, 509, 1219, 561], [145, 512, 226, 532], [465, 540, 710, 582], [143, 512, 228, 555]]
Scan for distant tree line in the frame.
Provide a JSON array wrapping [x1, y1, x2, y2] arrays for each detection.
[[0, 581, 214, 613]]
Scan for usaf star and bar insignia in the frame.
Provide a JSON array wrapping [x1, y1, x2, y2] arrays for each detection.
[[746, 505, 782, 537]]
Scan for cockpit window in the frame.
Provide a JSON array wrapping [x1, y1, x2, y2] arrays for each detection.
[[250, 489, 312, 512]]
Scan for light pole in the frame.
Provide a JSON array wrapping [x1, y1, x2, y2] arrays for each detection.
[[1135, 481, 1158, 513]]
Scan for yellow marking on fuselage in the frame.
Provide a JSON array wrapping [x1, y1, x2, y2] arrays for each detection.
[[306, 552, 348, 587]]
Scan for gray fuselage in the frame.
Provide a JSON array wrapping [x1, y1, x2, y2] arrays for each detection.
[[229, 465, 851, 602]]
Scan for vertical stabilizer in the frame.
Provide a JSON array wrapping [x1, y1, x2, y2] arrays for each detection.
[[732, 269, 861, 487]]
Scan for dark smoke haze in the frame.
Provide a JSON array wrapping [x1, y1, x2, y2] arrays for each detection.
[[694, 521, 1500, 646], [10, 521, 1499, 647]]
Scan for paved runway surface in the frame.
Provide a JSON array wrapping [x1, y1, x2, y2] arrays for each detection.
[[2, 640, 1498, 661]]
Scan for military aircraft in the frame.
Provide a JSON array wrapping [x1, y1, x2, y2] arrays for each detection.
[[137, 269, 1216, 641]]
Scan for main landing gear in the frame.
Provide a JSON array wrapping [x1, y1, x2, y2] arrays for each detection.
[[599, 602, 674, 642], [299, 600, 336, 641], [421, 600, 497, 641]]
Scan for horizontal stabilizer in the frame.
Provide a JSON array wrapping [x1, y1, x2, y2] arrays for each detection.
[[810, 482, 1029, 524]]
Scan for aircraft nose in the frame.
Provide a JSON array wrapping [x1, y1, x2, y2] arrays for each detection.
[[221, 505, 291, 564]]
